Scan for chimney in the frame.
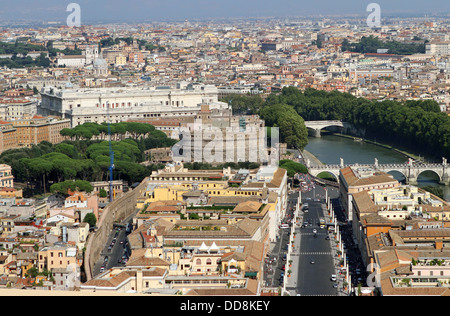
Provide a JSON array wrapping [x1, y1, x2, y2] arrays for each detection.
[[62, 226, 67, 243], [136, 269, 143, 293]]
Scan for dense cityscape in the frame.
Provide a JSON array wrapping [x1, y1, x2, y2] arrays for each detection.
[[0, 1, 449, 302]]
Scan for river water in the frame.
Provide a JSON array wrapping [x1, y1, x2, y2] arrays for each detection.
[[304, 134, 450, 201]]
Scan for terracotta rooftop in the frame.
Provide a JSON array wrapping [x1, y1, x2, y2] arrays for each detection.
[[352, 190, 379, 214], [340, 167, 397, 187], [232, 200, 263, 213]]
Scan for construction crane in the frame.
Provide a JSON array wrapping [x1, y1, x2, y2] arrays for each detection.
[[106, 101, 115, 202]]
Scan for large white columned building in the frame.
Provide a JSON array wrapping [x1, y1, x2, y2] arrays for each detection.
[[39, 82, 229, 127]]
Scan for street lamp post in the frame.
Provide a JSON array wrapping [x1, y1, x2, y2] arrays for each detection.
[[298, 188, 301, 204], [348, 272, 352, 296]]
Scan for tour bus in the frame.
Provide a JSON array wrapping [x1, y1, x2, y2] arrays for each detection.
[[319, 217, 326, 229]]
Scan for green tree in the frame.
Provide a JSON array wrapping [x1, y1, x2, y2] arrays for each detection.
[[260, 103, 308, 150], [83, 212, 97, 227], [21, 157, 53, 194], [54, 143, 76, 158], [50, 180, 93, 195], [99, 188, 107, 198], [220, 94, 264, 115], [279, 160, 308, 177], [25, 266, 39, 278]]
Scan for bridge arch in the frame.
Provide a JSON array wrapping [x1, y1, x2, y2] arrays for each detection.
[[304, 120, 346, 137], [305, 126, 321, 138], [308, 168, 340, 181], [417, 169, 443, 184], [385, 170, 407, 183], [319, 124, 345, 130], [316, 171, 339, 182]]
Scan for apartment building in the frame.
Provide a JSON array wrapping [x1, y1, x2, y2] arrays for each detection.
[[426, 41, 450, 56], [0, 117, 70, 153], [350, 184, 448, 263], [260, 41, 282, 51], [90, 180, 124, 197], [349, 67, 396, 81], [343, 169, 450, 295], [339, 166, 400, 223], [61, 222, 90, 252], [0, 215, 20, 236], [134, 200, 187, 227], [162, 217, 269, 245], [366, 232, 450, 295], [38, 244, 78, 272], [64, 192, 88, 209], [12, 118, 49, 147], [48, 119, 71, 144], [81, 266, 170, 294], [128, 51, 145, 65], [56, 55, 87, 68], [0, 100, 37, 121], [115, 55, 127, 66], [0, 122, 17, 153], [0, 164, 13, 188]]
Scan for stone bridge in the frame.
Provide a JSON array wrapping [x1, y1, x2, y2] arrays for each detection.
[[304, 120, 350, 137], [307, 157, 450, 186]]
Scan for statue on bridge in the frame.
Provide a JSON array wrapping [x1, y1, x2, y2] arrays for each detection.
[[340, 158, 344, 168], [443, 157, 447, 165]]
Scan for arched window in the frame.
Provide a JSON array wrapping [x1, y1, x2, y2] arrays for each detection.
[[206, 259, 212, 265], [196, 258, 201, 265]]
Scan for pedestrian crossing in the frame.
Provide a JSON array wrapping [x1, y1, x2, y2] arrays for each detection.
[[300, 232, 327, 235], [298, 251, 332, 255], [295, 294, 337, 296]]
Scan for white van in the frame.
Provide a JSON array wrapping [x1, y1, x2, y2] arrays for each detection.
[[330, 274, 337, 282], [281, 224, 289, 229]]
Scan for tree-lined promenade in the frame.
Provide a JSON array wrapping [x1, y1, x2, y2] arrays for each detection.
[[0, 122, 177, 196]]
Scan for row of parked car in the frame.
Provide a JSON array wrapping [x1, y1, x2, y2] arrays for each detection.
[[100, 256, 109, 273], [107, 228, 122, 251], [99, 224, 132, 273]]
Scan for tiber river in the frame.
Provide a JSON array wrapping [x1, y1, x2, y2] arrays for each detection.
[[304, 134, 450, 201]]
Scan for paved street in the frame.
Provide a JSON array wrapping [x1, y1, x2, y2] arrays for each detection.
[[263, 166, 367, 296], [293, 199, 337, 295], [92, 218, 133, 277]]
